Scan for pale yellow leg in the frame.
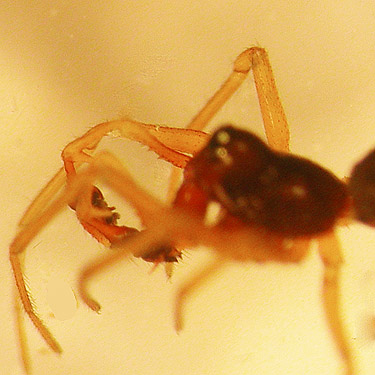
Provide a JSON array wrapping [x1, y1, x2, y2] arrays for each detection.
[[174, 256, 226, 331], [187, 47, 289, 152], [12, 167, 67, 373], [14, 285, 31, 374], [10, 191, 68, 354], [78, 229, 165, 312], [318, 230, 357, 375], [19, 168, 66, 227], [62, 119, 209, 172]]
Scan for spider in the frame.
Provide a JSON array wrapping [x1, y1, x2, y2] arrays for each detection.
[[9, 47, 372, 375]]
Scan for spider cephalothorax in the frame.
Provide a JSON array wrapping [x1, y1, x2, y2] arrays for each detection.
[[180, 125, 349, 236]]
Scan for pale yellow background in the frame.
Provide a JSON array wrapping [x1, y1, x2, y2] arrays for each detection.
[[1, 1, 375, 374]]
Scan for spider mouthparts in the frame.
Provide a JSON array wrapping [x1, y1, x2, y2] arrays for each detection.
[[139, 243, 182, 263]]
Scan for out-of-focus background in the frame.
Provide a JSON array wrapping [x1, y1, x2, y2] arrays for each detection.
[[2, 1, 375, 374]]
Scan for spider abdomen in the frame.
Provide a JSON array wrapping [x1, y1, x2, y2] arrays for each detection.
[[349, 148, 375, 226]]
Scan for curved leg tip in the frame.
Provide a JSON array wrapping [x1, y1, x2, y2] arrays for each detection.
[[88, 300, 101, 313], [174, 305, 184, 333], [174, 320, 183, 333], [81, 296, 101, 313]]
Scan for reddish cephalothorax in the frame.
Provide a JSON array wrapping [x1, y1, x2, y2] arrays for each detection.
[[177, 125, 350, 236]]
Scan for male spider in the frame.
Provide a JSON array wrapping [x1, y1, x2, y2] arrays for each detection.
[[10, 47, 372, 374]]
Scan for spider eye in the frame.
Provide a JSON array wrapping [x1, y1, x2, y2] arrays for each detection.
[[214, 128, 231, 145], [209, 125, 269, 167]]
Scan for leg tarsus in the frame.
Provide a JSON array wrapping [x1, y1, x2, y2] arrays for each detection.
[[14, 285, 32, 374], [78, 268, 102, 313], [10, 252, 62, 354]]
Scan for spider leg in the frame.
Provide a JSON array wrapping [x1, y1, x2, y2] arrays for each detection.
[[62, 119, 209, 175], [10, 186, 69, 354], [187, 47, 289, 153], [174, 256, 226, 331], [19, 168, 66, 227], [13, 284, 31, 374], [318, 230, 357, 375], [11, 169, 71, 372], [78, 229, 167, 312]]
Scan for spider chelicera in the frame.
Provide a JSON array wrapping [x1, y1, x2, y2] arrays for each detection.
[[10, 47, 374, 375]]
